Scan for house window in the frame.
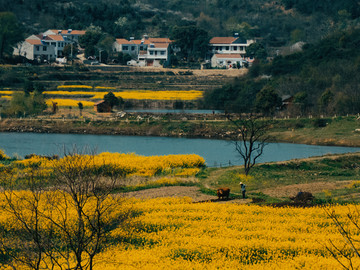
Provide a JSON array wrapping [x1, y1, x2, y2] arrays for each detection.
[[140, 46, 143, 50], [160, 51, 165, 55], [122, 45, 128, 50], [131, 46, 135, 51], [240, 46, 244, 51], [51, 42, 56, 46], [233, 46, 237, 50], [36, 46, 39, 51], [149, 51, 154, 55], [219, 47, 223, 51], [43, 46, 47, 51], [225, 46, 229, 50]]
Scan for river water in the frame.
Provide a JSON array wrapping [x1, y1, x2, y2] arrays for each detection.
[[0, 132, 359, 167]]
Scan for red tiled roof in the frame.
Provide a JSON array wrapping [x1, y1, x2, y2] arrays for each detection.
[[48, 35, 65, 41], [116, 38, 133, 45], [214, 54, 243, 59], [210, 37, 237, 44], [49, 29, 86, 35], [132, 39, 151, 45], [26, 39, 43, 45], [35, 34, 53, 40], [150, 43, 169, 49], [148, 38, 172, 43]]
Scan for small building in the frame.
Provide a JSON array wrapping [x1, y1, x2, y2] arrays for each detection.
[[94, 100, 111, 113], [211, 54, 249, 69]]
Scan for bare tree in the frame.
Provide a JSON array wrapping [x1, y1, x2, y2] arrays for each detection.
[[324, 206, 360, 270], [227, 113, 271, 176], [0, 148, 131, 270]]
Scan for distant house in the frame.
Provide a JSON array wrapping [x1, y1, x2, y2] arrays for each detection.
[[113, 35, 172, 67], [43, 29, 86, 43], [113, 38, 140, 57], [14, 29, 86, 61], [209, 35, 255, 57], [94, 100, 111, 113]]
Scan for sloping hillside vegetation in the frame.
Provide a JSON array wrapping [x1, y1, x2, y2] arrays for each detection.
[[1, 0, 359, 48], [203, 27, 360, 115]]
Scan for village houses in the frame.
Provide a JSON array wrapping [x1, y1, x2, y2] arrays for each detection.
[[14, 28, 255, 68], [13, 29, 86, 62]]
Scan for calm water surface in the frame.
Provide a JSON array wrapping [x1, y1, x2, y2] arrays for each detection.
[[0, 132, 359, 167]]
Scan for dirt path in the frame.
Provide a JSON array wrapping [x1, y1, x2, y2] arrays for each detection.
[[123, 186, 251, 204], [258, 180, 354, 198]]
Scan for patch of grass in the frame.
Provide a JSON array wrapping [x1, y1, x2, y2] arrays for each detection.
[[201, 153, 360, 204]]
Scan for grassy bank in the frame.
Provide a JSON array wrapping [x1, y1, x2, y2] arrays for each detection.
[[201, 152, 360, 204]]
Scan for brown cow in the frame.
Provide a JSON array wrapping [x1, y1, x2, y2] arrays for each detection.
[[217, 188, 230, 200]]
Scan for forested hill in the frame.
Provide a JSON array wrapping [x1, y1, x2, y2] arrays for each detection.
[[1, 0, 360, 48], [203, 27, 360, 116]]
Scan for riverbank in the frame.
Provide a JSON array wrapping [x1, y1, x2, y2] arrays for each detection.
[[0, 115, 359, 147]]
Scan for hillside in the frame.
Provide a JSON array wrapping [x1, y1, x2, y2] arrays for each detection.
[[1, 0, 359, 50], [204, 27, 360, 115]]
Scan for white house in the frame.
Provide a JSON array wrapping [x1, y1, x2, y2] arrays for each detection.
[[113, 38, 147, 57], [113, 35, 172, 67], [138, 42, 170, 67], [211, 54, 250, 68], [209, 36, 255, 57], [14, 29, 86, 61], [43, 29, 86, 43]]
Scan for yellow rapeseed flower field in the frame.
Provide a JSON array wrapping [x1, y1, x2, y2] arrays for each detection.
[[57, 85, 93, 89], [0, 196, 356, 269], [13, 152, 205, 177], [1, 89, 203, 101], [96, 199, 358, 270], [45, 99, 95, 107], [44, 90, 203, 100]]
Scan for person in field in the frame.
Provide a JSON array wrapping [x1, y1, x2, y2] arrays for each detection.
[[240, 182, 246, 199]]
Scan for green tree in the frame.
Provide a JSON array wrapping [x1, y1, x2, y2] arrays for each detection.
[[78, 102, 83, 116], [103, 92, 120, 109], [0, 12, 23, 61], [318, 89, 334, 114], [255, 86, 282, 116], [79, 25, 102, 58], [294, 91, 309, 115], [170, 25, 209, 62], [246, 43, 267, 61]]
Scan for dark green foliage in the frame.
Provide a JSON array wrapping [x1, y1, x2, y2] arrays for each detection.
[[170, 25, 210, 62], [0, 12, 23, 61], [114, 52, 132, 65], [246, 43, 267, 61], [255, 86, 282, 116], [103, 92, 120, 109], [202, 77, 267, 113]]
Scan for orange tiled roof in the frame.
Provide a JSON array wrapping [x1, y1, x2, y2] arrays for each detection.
[[210, 37, 237, 44], [48, 35, 65, 41], [116, 38, 134, 45], [132, 39, 151, 45], [26, 39, 43, 45], [49, 29, 86, 35], [149, 43, 169, 49], [214, 54, 243, 59], [148, 38, 172, 43]]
